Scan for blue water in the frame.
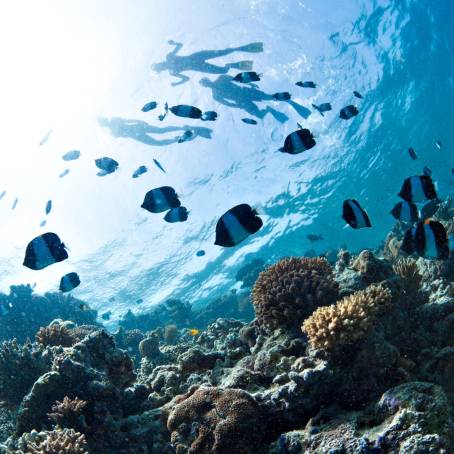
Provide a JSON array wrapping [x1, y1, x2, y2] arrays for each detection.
[[0, 0, 452, 324]]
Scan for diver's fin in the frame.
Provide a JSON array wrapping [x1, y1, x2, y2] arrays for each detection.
[[228, 60, 254, 71], [240, 42, 264, 53]]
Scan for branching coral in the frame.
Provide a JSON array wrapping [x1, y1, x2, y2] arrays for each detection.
[[48, 397, 87, 430], [252, 257, 339, 331], [302, 284, 392, 351], [36, 325, 76, 348]]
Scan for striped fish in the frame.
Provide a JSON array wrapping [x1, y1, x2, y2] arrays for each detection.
[[342, 199, 372, 229], [23, 232, 68, 270], [398, 175, 437, 203]]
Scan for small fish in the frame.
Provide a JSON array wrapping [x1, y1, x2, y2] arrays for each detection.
[[233, 71, 261, 83], [169, 104, 203, 119], [398, 175, 437, 203], [59, 169, 70, 178], [101, 311, 112, 320], [353, 91, 363, 99], [342, 199, 372, 229], [177, 130, 194, 143], [307, 234, 323, 242], [164, 206, 189, 223], [95, 157, 119, 176], [311, 103, 332, 117], [141, 186, 181, 213], [62, 150, 81, 161], [296, 81, 316, 88], [189, 328, 200, 336], [45, 200, 52, 215], [201, 111, 218, 121], [158, 102, 169, 121], [12, 198, 18, 210], [59, 272, 81, 293], [141, 101, 158, 112], [423, 166, 432, 177], [23, 232, 68, 270], [390, 201, 419, 223], [215, 204, 263, 247], [136, 298, 143, 304], [196, 250, 205, 257], [0, 191, 6, 200], [279, 128, 316, 154], [401, 220, 449, 260], [39, 129, 53, 146], [435, 140, 442, 150], [241, 118, 258, 125], [420, 198, 442, 220], [272, 92, 291, 101], [79, 303, 88, 311], [132, 165, 148, 178], [339, 105, 359, 120], [109, 296, 116, 302], [153, 159, 166, 173], [40, 220, 47, 227], [408, 148, 417, 160]]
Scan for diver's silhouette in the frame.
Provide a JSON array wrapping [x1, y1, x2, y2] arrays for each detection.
[[98, 117, 212, 146], [151, 41, 264, 86], [200, 76, 290, 123]]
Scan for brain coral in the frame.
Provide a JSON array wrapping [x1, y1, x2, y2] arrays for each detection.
[[252, 257, 339, 331], [302, 284, 392, 351], [167, 386, 265, 454]]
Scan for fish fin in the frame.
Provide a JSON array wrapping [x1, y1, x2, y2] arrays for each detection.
[[297, 122, 304, 129]]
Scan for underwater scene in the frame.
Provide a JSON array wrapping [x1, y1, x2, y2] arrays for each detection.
[[0, 0, 454, 452]]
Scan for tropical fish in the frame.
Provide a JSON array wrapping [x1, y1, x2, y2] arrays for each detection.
[[339, 105, 359, 120], [132, 165, 148, 178], [189, 328, 200, 336], [12, 198, 18, 210], [62, 150, 81, 161], [241, 118, 258, 125], [201, 111, 218, 121], [23, 232, 68, 270], [95, 157, 119, 176], [196, 250, 205, 257], [59, 272, 81, 293], [40, 220, 47, 227], [153, 159, 166, 173], [342, 199, 372, 229], [177, 130, 194, 143], [398, 175, 437, 203], [435, 140, 442, 150], [215, 204, 263, 247], [169, 104, 203, 119], [408, 148, 417, 160], [312, 103, 332, 117], [141, 186, 181, 213], [232, 71, 261, 83], [390, 201, 419, 223], [158, 102, 169, 121], [136, 299, 143, 304], [101, 311, 112, 320], [59, 169, 70, 178], [45, 200, 52, 215], [272, 92, 291, 101], [296, 81, 316, 88], [420, 198, 442, 220], [279, 128, 316, 154], [307, 234, 323, 242], [353, 91, 363, 99], [401, 220, 449, 260], [164, 206, 188, 223], [141, 101, 158, 112]]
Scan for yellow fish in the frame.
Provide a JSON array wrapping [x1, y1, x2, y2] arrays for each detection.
[[189, 328, 200, 336]]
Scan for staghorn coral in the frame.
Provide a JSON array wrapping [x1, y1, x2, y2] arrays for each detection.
[[14, 428, 88, 454], [302, 284, 392, 351], [252, 257, 339, 331], [167, 386, 265, 454], [47, 397, 87, 430], [36, 325, 76, 348], [393, 258, 422, 294]]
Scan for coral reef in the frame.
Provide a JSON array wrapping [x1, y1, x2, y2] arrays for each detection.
[[252, 257, 339, 331], [47, 397, 87, 431], [351, 249, 394, 284], [36, 324, 76, 348]]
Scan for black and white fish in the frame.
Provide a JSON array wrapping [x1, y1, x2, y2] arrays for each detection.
[[177, 130, 194, 143], [62, 150, 81, 161], [132, 165, 148, 178], [59, 272, 80, 292], [353, 91, 363, 99], [141, 186, 180, 213], [201, 111, 218, 121], [398, 175, 437, 203], [163, 206, 189, 223], [420, 198, 442, 220], [342, 199, 372, 229], [45, 200, 52, 215], [158, 102, 169, 121], [153, 159, 166, 173], [312, 103, 332, 117], [196, 250, 205, 257], [169, 105, 203, 119], [435, 140, 442, 150], [408, 148, 417, 160], [307, 234, 323, 242], [59, 169, 70, 178], [215, 204, 263, 247], [339, 105, 359, 120], [241, 118, 258, 125], [23, 232, 68, 270], [296, 81, 316, 88], [401, 220, 449, 260], [423, 166, 432, 177], [272, 92, 291, 101], [232, 71, 261, 83], [279, 128, 316, 154], [95, 157, 119, 176], [390, 201, 419, 223], [141, 101, 158, 112], [12, 198, 18, 210]]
